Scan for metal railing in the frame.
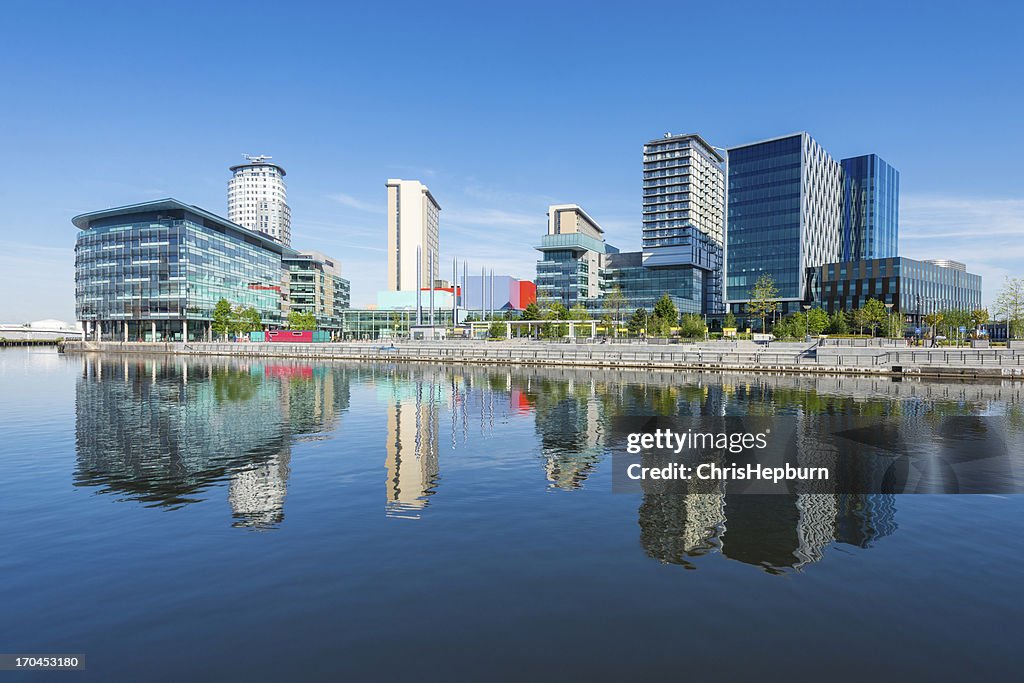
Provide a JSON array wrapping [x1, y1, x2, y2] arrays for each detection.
[[61, 340, 1024, 371]]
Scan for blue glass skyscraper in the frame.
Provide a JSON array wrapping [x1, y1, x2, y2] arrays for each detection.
[[840, 154, 899, 262], [726, 133, 842, 317]]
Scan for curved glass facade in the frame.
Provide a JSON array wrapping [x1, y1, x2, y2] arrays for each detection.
[[75, 201, 289, 341]]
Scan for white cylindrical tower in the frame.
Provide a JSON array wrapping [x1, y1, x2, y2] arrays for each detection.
[[228, 154, 292, 246]]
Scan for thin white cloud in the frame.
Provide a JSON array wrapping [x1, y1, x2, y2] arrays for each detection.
[[444, 207, 539, 228], [900, 194, 1024, 307], [329, 193, 383, 213]]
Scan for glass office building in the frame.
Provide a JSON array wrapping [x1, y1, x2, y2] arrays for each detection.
[[727, 133, 842, 317], [338, 309, 457, 340], [283, 251, 351, 333], [535, 214, 618, 308], [598, 252, 703, 315], [642, 133, 725, 313], [809, 257, 982, 322], [75, 199, 292, 341], [841, 154, 899, 261]]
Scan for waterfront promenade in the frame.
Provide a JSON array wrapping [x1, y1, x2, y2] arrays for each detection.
[[61, 338, 1024, 380]]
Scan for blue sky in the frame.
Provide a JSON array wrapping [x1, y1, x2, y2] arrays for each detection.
[[1, 0, 1021, 320]]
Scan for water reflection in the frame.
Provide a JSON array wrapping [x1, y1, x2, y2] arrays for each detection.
[[74, 357, 1022, 571], [638, 493, 897, 573], [74, 357, 349, 529], [380, 373, 441, 519]]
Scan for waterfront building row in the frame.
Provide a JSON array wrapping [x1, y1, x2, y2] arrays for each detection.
[[535, 130, 981, 323], [74, 199, 350, 341], [726, 133, 901, 316], [809, 257, 982, 319]]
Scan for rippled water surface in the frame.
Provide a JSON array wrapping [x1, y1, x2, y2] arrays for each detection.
[[1, 347, 1022, 681]]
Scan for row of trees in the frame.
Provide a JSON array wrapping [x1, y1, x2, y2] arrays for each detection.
[[210, 299, 317, 339], [474, 293, 709, 339], [211, 299, 263, 338], [467, 274, 1024, 342], [744, 273, 1024, 340]]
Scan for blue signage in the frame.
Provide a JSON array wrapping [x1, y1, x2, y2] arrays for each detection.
[[915, 327, 921, 335], [959, 326, 967, 333]]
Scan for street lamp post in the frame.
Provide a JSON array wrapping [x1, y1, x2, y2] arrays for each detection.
[[885, 302, 894, 340], [802, 304, 811, 340]]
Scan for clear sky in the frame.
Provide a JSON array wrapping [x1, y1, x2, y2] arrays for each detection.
[[1, 0, 1021, 321]]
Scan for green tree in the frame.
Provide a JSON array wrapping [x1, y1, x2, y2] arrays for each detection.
[[520, 303, 541, 337], [775, 312, 801, 340], [887, 311, 903, 339], [212, 298, 234, 340], [602, 286, 628, 338], [567, 303, 589, 337], [806, 308, 829, 336], [488, 320, 506, 339], [723, 310, 737, 330], [678, 313, 707, 339], [627, 307, 649, 337], [650, 294, 678, 337], [828, 309, 849, 335], [543, 302, 568, 338], [745, 274, 779, 333], [994, 277, 1024, 339], [861, 299, 888, 336], [288, 310, 317, 330], [971, 308, 989, 337], [940, 309, 972, 344], [236, 306, 262, 334], [923, 311, 943, 342], [851, 307, 870, 335]]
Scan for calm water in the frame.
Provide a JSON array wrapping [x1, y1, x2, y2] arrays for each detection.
[[1, 347, 1022, 681]]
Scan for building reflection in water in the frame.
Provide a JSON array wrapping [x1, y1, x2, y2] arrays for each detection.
[[531, 376, 604, 490], [516, 366, 917, 572], [639, 492, 897, 573], [74, 357, 349, 529], [381, 373, 442, 519], [74, 358, 1018, 551]]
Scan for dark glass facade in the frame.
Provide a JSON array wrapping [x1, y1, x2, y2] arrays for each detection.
[[810, 257, 982, 319], [75, 199, 291, 341], [727, 135, 804, 303], [598, 252, 704, 315], [841, 155, 899, 261]]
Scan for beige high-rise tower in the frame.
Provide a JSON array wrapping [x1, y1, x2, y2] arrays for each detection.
[[386, 179, 440, 291]]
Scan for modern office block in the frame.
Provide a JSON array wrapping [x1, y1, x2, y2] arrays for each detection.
[[227, 155, 292, 246], [282, 250, 351, 332], [74, 198, 292, 341], [536, 201, 709, 316], [536, 205, 617, 307], [386, 179, 441, 292], [642, 133, 725, 313], [602, 251, 705, 314], [727, 133, 843, 317], [809, 257, 982, 319], [841, 154, 899, 261]]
